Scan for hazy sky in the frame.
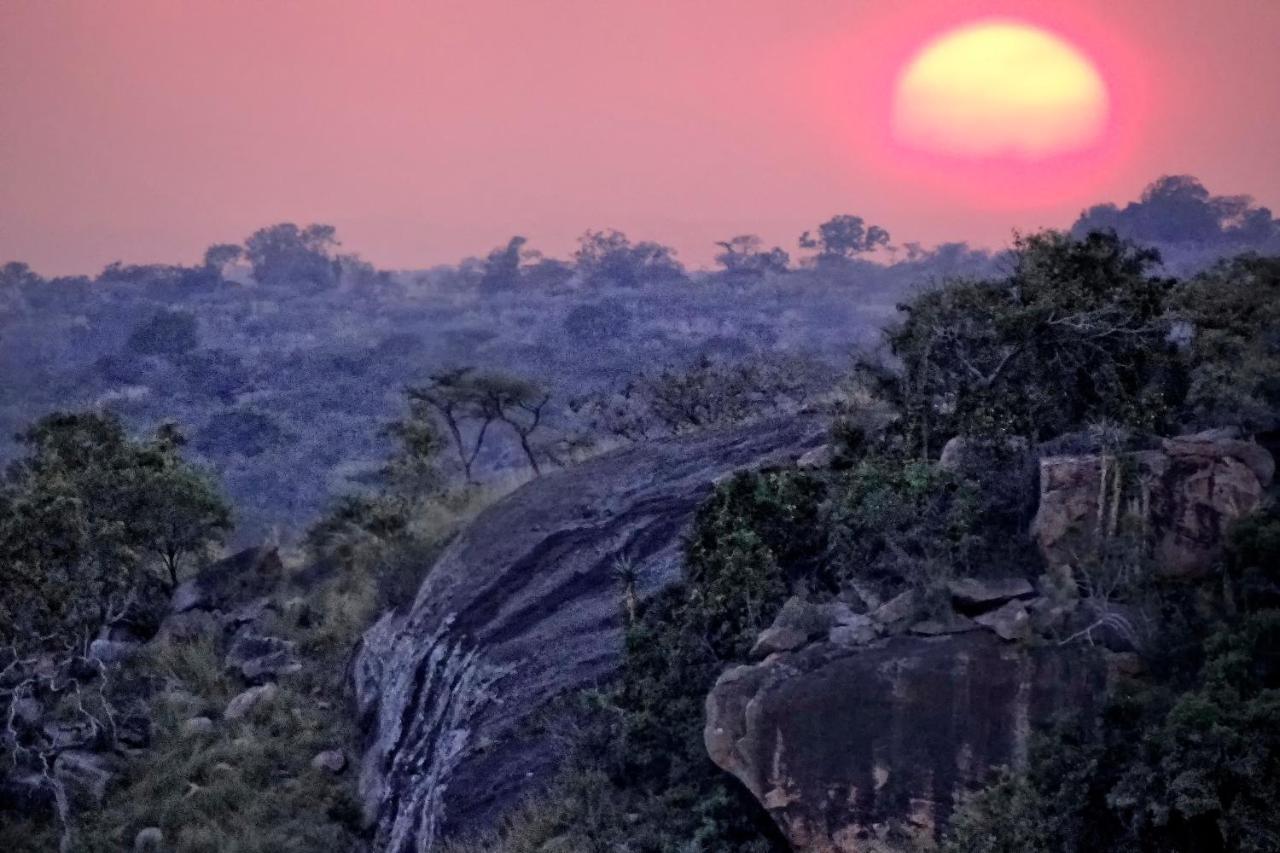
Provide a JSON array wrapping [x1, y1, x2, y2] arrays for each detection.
[[3, 0, 1279, 275]]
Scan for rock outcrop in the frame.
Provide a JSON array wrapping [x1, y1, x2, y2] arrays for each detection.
[[353, 417, 825, 853], [706, 633, 1106, 853], [1033, 430, 1273, 578]]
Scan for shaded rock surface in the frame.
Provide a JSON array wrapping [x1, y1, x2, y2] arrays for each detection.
[[353, 416, 824, 853], [169, 547, 283, 615], [705, 633, 1106, 853], [1033, 430, 1273, 578], [947, 577, 1034, 610]]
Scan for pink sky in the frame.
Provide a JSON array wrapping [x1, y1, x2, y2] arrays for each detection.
[[2, 0, 1279, 275]]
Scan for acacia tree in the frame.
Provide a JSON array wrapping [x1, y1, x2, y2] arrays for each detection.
[[476, 373, 552, 476], [405, 368, 553, 482], [714, 235, 790, 280], [405, 369, 497, 484]]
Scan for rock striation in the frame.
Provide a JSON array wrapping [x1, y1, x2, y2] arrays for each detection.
[[353, 417, 825, 853]]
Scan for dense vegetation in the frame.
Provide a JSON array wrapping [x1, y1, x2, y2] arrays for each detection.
[[943, 505, 1280, 853], [4, 176, 1273, 542], [449, 228, 1280, 852], [2, 176, 1279, 851]]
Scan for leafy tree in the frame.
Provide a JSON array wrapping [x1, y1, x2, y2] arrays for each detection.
[[478, 236, 533, 294], [0, 261, 41, 315], [382, 397, 446, 503], [405, 368, 553, 481], [574, 229, 685, 287], [0, 413, 230, 652], [134, 426, 233, 589], [865, 230, 1181, 455], [244, 222, 340, 291], [828, 457, 982, 602], [714, 235, 790, 280], [202, 242, 243, 273], [799, 214, 890, 262], [305, 494, 409, 577], [126, 309, 200, 357], [1074, 175, 1279, 248], [1176, 254, 1280, 434]]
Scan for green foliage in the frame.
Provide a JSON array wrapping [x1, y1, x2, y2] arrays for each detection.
[[868, 231, 1181, 454], [1225, 501, 1280, 613], [943, 769, 1059, 853], [941, 511, 1280, 853], [305, 494, 408, 574], [71, 634, 362, 853], [1176, 254, 1280, 433], [243, 222, 339, 292], [684, 471, 827, 656], [829, 457, 981, 600], [127, 310, 200, 357], [798, 214, 890, 262], [0, 412, 230, 653]]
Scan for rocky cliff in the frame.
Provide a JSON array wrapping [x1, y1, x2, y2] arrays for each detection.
[[353, 417, 826, 853], [706, 629, 1106, 853], [1033, 429, 1274, 578]]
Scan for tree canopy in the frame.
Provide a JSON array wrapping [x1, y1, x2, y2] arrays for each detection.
[[0, 413, 230, 656]]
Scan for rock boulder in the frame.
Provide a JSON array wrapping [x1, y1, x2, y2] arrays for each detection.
[[705, 633, 1106, 852], [1032, 431, 1273, 578]]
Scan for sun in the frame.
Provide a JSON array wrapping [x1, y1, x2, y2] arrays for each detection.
[[892, 19, 1109, 161]]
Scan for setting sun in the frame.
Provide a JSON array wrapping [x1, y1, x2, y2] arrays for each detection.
[[892, 19, 1109, 160]]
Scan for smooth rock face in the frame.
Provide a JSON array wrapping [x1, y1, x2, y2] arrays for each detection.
[[224, 683, 278, 721], [182, 717, 216, 738], [705, 633, 1105, 853], [169, 547, 283, 615], [354, 417, 824, 853], [312, 749, 348, 774], [134, 827, 164, 852], [88, 638, 140, 665], [225, 632, 301, 682], [947, 577, 1035, 610], [973, 600, 1032, 642], [1033, 432, 1273, 578]]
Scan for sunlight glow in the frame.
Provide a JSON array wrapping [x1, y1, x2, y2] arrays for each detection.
[[892, 19, 1109, 160]]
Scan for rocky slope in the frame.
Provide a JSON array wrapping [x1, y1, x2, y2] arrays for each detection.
[[1033, 429, 1274, 578], [705, 428, 1274, 852], [353, 417, 826, 853]]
